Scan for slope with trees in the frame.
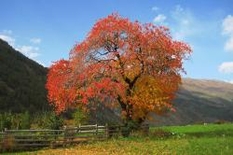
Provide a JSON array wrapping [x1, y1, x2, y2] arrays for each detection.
[[0, 39, 50, 113]]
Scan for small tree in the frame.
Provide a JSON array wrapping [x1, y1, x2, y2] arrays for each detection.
[[19, 111, 30, 129], [46, 13, 191, 135], [73, 108, 89, 125]]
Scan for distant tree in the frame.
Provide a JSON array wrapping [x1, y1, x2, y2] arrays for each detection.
[[46, 14, 191, 134]]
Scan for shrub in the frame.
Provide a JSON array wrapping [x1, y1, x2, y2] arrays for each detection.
[[150, 129, 172, 139], [2, 134, 15, 151], [31, 111, 63, 129], [0, 112, 31, 130], [73, 108, 89, 126], [0, 113, 13, 131], [214, 120, 229, 124], [19, 111, 30, 129]]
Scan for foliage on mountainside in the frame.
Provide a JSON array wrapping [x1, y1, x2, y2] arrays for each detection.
[[0, 39, 50, 113]]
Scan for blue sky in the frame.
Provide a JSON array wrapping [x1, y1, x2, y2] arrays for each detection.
[[1, 0, 233, 83]]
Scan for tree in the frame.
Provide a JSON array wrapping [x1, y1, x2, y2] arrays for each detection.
[[46, 13, 191, 132]]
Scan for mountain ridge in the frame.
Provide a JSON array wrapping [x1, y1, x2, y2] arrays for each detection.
[[0, 39, 51, 113], [149, 78, 233, 126]]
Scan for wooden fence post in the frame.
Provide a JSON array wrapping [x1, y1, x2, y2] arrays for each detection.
[[141, 124, 149, 136], [95, 124, 98, 136], [105, 124, 109, 138], [63, 126, 68, 146]]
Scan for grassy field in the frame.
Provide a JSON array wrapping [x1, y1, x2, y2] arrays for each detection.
[[3, 123, 233, 155]]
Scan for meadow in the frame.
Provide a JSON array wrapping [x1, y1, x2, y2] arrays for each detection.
[[3, 123, 233, 155]]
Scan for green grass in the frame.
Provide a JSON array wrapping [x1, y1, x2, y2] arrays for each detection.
[[2, 123, 233, 155], [158, 123, 233, 138]]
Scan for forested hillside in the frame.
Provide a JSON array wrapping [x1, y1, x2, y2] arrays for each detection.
[[0, 39, 50, 113]]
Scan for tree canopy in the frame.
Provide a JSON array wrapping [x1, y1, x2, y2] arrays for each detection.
[[46, 14, 191, 126]]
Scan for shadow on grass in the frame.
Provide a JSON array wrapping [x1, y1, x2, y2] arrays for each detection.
[[150, 128, 233, 139], [184, 129, 233, 138]]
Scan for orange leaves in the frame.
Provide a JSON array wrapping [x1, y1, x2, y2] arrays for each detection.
[[46, 13, 192, 121], [129, 75, 171, 118], [46, 60, 76, 113]]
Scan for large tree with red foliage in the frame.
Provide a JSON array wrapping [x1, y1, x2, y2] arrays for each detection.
[[46, 14, 191, 129]]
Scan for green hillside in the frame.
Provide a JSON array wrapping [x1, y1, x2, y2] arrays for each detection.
[[0, 39, 50, 113]]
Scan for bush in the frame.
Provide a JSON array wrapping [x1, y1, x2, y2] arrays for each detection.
[[2, 134, 15, 151], [0, 112, 32, 130], [121, 126, 131, 137], [150, 129, 172, 139], [73, 108, 89, 126], [19, 111, 30, 129], [0, 113, 13, 131], [31, 111, 63, 129], [214, 120, 229, 124]]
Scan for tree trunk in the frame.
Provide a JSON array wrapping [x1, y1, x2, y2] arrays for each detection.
[[117, 96, 146, 137]]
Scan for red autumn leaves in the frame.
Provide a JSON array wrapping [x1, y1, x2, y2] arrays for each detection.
[[46, 13, 191, 122]]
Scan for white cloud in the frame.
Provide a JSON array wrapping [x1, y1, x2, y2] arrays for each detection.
[[16, 45, 40, 59], [151, 5, 203, 41], [225, 37, 233, 51], [224, 80, 233, 84], [0, 30, 44, 65], [172, 5, 185, 19], [222, 15, 233, 52], [170, 5, 196, 40], [0, 34, 15, 46], [153, 14, 166, 24], [30, 38, 41, 44], [175, 5, 184, 13], [152, 6, 159, 12], [218, 62, 233, 74], [3, 30, 12, 34], [222, 15, 233, 35]]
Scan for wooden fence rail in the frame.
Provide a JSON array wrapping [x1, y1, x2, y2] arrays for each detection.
[[0, 124, 106, 151], [0, 124, 149, 152]]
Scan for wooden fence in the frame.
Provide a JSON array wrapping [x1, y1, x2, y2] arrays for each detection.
[[0, 124, 149, 152]]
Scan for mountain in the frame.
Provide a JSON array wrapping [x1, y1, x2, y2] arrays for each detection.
[[150, 78, 233, 126], [0, 39, 51, 113]]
